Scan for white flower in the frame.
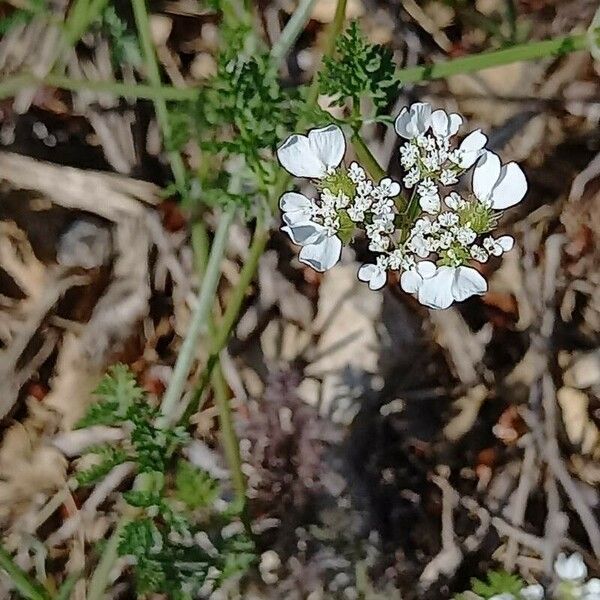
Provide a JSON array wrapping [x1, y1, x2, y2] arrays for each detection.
[[456, 226, 476, 245], [417, 178, 437, 197], [358, 256, 389, 290], [388, 249, 404, 270], [584, 578, 600, 599], [438, 212, 459, 227], [438, 231, 453, 250], [489, 594, 516, 600], [473, 151, 527, 209], [277, 124, 345, 179], [405, 263, 487, 309], [395, 102, 432, 139], [400, 143, 419, 169], [400, 260, 437, 295], [451, 129, 488, 169], [282, 221, 342, 272], [420, 193, 441, 214], [430, 109, 463, 138], [520, 584, 544, 600], [404, 167, 420, 188], [280, 192, 314, 226], [483, 235, 514, 256], [445, 191, 467, 210], [348, 161, 366, 183], [470, 244, 488, 262], [554, 553, 587, 582], [368, 234, 389, 252], [357, 179, 374, 196], [377, 177, 401, 198], [408, 234, 431, 258], [440, 168, 458, 186]]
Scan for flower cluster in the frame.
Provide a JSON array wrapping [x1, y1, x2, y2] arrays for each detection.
[[460, 553, 600, 600], [552, 552, 600, 600], [277, 102, 528, 310]]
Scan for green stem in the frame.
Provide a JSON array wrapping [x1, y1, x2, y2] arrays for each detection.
[[211, 362, 250, 531], [0, 73, 197, 103], [395, 30, 597, 84], [86, 519, 127, 600], [270, 0, 317, 63], [131, 0, 188, 193], [351, 132, 385, 180], [63, 0, 109, 45], [87, 471, 158, 600], [159, 208, 236, 424], [183, 216, 269, 422], [0, 544, 49, 600]]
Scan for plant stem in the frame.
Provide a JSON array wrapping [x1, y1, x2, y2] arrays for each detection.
[[130, 0, 188, 193], [0, 72, 197, 103], [63, 0, 109, 45], [270, 0, 317, 63], [159, 207, 236, 424], [0, 544, 49, 600], [86, 518, 127, 600], [183, 216, 269, 422], [351, 132, 385, 180], [395, 30, 597, 84], [211, 361, 250, 531]]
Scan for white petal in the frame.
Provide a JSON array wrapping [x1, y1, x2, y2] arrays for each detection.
[[451, 266, 487, 302], [394, 107, 412, 138], [298, 235, 342, 271], [417, 267, 455, 309], [489, 162, 527, 209], [380, 177, 401, 197], [417, 260, 437, 278], [420, 194, 440, 214], [358, 263, 377, 282], [585, 579, 600, 594], [368, 269, 387, 290], [448, 113, 463, 136], [400, 270, 422, 293], [411, 103, 432, 136], [282, 222, 325, 246], [430, 110, 462, 138], [554, 553, 587, 581], [277, 134, 327, 178], [280, 191, 312, 213], [280, 192, 313, 225], [473, 151, 501, 201], [496, 235, 514, 252], [520, 584, 544, 600], [430, 110, 449, 137], [458, 129, 487, 168], [307, 124, 345, 171], [395, 103, 431, 139]]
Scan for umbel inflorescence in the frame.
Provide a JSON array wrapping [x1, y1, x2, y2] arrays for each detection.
[[277, 102, 527, 310]]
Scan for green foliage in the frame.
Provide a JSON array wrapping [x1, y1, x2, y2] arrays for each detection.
[[75, 446, 128, 486], [175, 460, 219, 509], [319, 21, 399, 116], [98, 6, 141, 66], [118, 506, 255, 598], [74, 365, 253, 597], [76, 363, 144, 428], [169, 27, 299, 209], [454, 570, 524, 599]]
